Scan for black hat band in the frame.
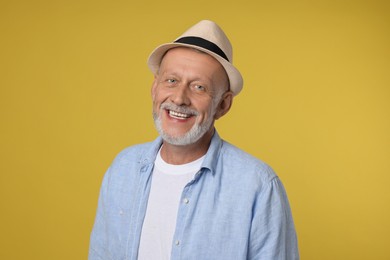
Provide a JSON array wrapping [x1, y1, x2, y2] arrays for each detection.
[[174, 36, 229, 62]]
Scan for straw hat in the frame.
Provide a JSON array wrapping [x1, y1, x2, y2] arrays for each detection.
[[147, 20, 243, 96]]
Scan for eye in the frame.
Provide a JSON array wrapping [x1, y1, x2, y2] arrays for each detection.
[[167, 79, 176, 83], [193, 85, 206, 92]]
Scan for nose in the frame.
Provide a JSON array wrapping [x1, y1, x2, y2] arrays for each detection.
[[170, 84, 191, 106]]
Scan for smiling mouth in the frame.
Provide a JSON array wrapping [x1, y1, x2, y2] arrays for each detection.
[[168, 110, 192, 120]]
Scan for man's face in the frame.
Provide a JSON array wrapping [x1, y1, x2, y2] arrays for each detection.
[[151, 47, 231, 146]]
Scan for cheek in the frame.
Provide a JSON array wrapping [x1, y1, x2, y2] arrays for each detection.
[[151, 92, 164, 108], [197, 101, 216, 119], [153, 87, 171, 102]]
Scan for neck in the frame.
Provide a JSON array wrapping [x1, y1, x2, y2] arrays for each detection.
[[160, 128, 214, 165]]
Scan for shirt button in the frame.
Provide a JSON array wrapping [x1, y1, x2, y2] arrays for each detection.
[[183, 198, 189, 204], [175, 240, 180, 246]]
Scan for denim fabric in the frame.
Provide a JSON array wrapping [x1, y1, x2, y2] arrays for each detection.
[[89, 131, 299, 260]]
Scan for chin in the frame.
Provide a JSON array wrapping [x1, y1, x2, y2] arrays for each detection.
[[154, 111, 214, 146], [159, 124, 211, 146]]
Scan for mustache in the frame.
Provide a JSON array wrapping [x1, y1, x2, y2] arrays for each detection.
[[160, 102, 199, 116]]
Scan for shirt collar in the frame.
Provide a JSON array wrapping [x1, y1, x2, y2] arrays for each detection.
[[140, 130, 223, 176], [200, 130, 222, 175], [138, 137, 163, 166]]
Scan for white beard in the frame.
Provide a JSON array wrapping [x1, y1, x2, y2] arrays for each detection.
[[153, 102, 217, 146]]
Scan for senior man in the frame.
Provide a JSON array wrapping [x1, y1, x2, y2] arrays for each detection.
[[89, 20, 299, 260]]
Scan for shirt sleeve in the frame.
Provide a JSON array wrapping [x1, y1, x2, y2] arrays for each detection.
[[88, 168, 112, 260], [248, 177, 299, 260]]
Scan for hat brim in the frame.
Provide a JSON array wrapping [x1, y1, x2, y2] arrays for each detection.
[[147, 43, 243, 96]]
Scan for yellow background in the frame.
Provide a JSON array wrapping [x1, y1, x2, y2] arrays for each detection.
[[1, 0, 389, 259]]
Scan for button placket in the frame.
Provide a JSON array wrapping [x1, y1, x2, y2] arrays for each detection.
[[171, 178, 199, 257]]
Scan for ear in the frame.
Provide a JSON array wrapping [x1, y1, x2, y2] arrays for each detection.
[[214, 91, 233, 120]]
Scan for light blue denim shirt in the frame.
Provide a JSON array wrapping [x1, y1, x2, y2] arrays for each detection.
[[89, 131, 299, 260]]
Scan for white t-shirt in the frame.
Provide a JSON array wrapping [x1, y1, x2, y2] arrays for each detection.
[[137, 148, 204, 260]]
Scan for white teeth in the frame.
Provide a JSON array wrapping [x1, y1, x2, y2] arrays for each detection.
[[169, 110, 190, 119]]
